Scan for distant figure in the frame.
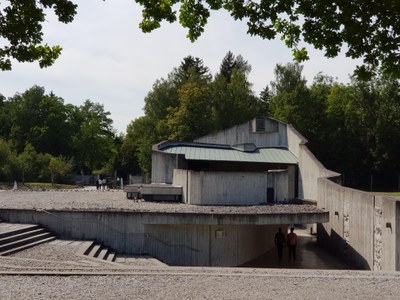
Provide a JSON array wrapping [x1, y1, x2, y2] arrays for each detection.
[[96, 178, 100, 190], [102, 178, 107, 191], [274, 227, 286, 261], [287, 227, 298, 261]]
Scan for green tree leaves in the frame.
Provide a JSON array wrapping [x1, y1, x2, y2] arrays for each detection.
[[126, 53, 262, 179], [0, 86, 117, 182], [268, 62, 400, 189], [134, 0, 400, 79], [0, 0, 77, 70]]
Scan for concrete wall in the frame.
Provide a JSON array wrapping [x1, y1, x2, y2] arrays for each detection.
[[173, 169, 289, 205], [152, 151, 177, 183], [283, 121, 399, 271], [145, 224, 275, 266], [318, 178, 399, 271], [194, 119, 288, 148], [0, 209, 283, 267]]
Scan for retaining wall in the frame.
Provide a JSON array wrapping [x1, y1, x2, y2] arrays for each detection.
[[0, 209, 296, 267], [318, 177, 399, 271]]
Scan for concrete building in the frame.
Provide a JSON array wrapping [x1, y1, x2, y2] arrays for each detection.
[[150, 118, 298, 205], [3, 117, 398, 269], [127, 117, 400, 270], [122, 117, 330, 266]]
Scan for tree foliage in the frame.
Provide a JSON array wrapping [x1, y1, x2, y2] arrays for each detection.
[[167, 74, 213, 141], [126, 53, 262, 179], [135, 0, 400, 79], [0, 0, 77, 70], [47, 154, 74, 184], [0, 86, 118, 183], [71, 100, 115, 172], [267, 62, 400, 189], [3, 86, 74, 155], [3, 1, 399, 78]]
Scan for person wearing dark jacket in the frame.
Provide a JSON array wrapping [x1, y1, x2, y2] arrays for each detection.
[[274, 227, 286, 261]]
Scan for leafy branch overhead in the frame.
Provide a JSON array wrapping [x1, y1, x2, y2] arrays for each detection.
[[135, 0, 400, 79], [0, 0, 77, 70], [1, 1, 399, 79]]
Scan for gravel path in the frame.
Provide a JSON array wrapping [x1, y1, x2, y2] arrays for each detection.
[[0, 268, 399, 299]]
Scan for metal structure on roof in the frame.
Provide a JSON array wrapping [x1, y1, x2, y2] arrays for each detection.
[[160, 144, 298, 165]]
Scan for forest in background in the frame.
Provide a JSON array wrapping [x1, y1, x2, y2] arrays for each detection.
[[1, 52, 400, 191]]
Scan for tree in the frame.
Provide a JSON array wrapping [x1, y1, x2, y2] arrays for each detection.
[[212, 52, 263, 130], [71, 100, 115, 173], [167, 74, 214, 141], [0, 93, 11, 137], [173, 55, 211, 84], [124, 116, 158, 181], [219, 51, 236, 82], [259, 85, 272, 115], [17, 143, 38, 183], [268, 62, 311, 129], [135, 0, 400, 79], [5, 86, 74, 156], [324, 83, 369, 188], [0, 0, 77, 70], [0, 138, 18, 181], [47, 154, 74, 185], [143, 77, 179, 121]]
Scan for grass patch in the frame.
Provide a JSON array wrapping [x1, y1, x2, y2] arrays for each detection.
[[0, 182, 80, 190], [374, 192, 400, 197]]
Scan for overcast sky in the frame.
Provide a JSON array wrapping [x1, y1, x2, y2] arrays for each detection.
[[0, 0, 360, 134]]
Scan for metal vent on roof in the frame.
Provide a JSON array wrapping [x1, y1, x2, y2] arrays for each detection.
[[255, 118, 265, 132]]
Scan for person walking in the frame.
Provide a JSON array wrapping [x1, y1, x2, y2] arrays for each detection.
[[274, 227, 286, 261], [287, 227, 298, 261]]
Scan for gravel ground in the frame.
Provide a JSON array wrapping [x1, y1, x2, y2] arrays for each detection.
[[0, 269, 400, 299], [1, 190, 399, 299], [0, 190, 323, 214]]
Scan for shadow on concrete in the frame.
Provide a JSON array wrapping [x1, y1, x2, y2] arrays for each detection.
[[317, 224, 370, 270], [240, 230, 359, 270]]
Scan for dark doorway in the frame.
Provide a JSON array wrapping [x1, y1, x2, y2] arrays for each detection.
[[267, 187, 275, 204]]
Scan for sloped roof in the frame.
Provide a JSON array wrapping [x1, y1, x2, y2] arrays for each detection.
[[158, 142, 297, 164]]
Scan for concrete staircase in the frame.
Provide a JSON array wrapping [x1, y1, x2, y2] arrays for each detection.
[[77, 241, 116, 263], [0, 223, 57, 256]]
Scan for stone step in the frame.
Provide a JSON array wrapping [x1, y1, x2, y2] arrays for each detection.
[[0, 228, 47, 245], [106, 251, 116, 262], [76, 241, 117, 263], [87, 244, 102, 258], [97, 248, 109, 260], [0, 236, 56, 256], [0, 224, 41, 239], [76, 241, 95, 256], [0, 231, 55, 253]]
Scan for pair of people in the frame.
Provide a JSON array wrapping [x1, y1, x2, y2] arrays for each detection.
[[274, 227, 298, 261]]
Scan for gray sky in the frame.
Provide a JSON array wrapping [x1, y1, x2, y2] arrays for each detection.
[[0, 0, 360, 133]]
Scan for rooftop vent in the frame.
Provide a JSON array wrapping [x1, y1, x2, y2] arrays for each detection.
[[255, 118, 265, 132], [252, 118, 278, 133]]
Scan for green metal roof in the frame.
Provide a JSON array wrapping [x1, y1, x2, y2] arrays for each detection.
[[161, 146, 298, 164]]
